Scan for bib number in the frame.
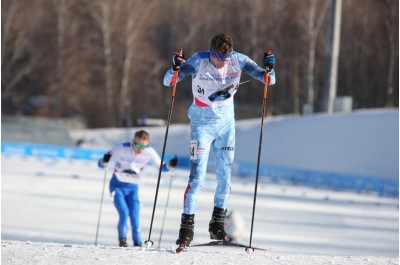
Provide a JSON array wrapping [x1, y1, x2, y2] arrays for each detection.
[[190, 140, 197, 160]]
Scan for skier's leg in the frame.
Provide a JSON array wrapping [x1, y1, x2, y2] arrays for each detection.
[[183, 125, 213, 214], [113, 188, 130, 243], [208, 119, 235, 241], [127, 185, 142, 246], [177, 122, 213, 247], [213, 119, 235, 209]]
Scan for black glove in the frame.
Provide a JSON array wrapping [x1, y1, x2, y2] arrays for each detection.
[[102, 153, 111, 163], [168, 156, 178, 168], [172, 50, 185, 71], [263, 51, 275, 72]]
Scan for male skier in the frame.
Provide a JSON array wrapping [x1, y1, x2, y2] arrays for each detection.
[[163, 33, 276, 249]]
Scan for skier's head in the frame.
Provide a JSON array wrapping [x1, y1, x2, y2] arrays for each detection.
[[132, 130, 149, 154], [209, 33, 233, 68]]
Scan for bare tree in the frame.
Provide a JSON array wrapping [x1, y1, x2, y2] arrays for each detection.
[[101, 0, 113, 117], [83, 0, 114, 123], [1, 1, 34, 98], [53, 0, 67, 116], [306, 0, 329, 113], [383, 0, 398, 106], [118, 0, 157, 126], [249, 0, 262, 60]]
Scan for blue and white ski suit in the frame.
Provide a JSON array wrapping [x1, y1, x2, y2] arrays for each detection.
[[98, 142, 170, 244], [163, 50, 275, 214]]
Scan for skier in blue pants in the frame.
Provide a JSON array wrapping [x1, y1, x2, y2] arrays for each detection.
[[163, 33, 276, 248], [98, 130, 178, 247]]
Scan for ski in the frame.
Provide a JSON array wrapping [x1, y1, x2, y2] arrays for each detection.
[[189, 241, 270, 251]]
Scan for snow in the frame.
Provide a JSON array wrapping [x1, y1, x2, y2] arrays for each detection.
[[2, 241, 398, 265], [1, 109, 399, 264]]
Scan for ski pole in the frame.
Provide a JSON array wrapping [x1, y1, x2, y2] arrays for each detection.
[[95, 164, 108, 246], [247, 50, 272, 252], [157, 167, 175, 248], [145, 48, 183, 248]]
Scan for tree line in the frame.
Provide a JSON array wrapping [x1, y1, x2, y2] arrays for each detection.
[[2, 0, 398, 128]]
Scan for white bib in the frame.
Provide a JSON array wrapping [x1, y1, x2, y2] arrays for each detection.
[[192, 54, 241, 108]]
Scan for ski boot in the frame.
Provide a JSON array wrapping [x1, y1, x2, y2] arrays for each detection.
[[175, 214, 195, 253], [209, 207, 230, 241], [119, 238, 128, 247], [134, 242, 142, 247]]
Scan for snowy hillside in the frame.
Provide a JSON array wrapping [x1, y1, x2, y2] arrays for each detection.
[[71, 108, 399, 195]]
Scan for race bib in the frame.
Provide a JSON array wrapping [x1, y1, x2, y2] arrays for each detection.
[[190, 140, 197, 160]]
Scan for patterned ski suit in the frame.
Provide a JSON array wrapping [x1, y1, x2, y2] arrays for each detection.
[[163, 50, 275, 215]]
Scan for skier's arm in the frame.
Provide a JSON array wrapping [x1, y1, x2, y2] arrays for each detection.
[[97, 142, 121, 168], [148, 148, 178, 172], [147, 148, 170, 172], [163, 53, 199, 87], [237, 53, 276, 85]]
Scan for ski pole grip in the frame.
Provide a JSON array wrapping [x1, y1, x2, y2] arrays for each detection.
[[171, 48, 183, 96]]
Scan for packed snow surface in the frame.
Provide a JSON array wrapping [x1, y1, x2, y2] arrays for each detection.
[[2, 109, 399, 264], [2, 157, 398, 264]]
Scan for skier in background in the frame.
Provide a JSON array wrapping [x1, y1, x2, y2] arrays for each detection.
[[163, 33, 276, 248], [98, 130, 178, 247]]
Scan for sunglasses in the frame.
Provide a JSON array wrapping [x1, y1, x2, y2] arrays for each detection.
[[133, 141, 148, 149]]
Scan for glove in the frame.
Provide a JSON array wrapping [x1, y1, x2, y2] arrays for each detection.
[[102, 153, 111, 163], [168, 156, 178, 168], [172, 50, 185, 71], [263, 51, 275, 72]]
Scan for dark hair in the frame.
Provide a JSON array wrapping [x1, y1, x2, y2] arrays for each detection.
[[134, 130, 149, 141], [211, 33, 233, 54]]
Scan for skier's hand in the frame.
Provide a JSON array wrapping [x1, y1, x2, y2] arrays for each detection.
[[172, 50, 185, 71], [168, 156, 178, 168], [263, 51, 275, 72], [102, 153, 111, 163]]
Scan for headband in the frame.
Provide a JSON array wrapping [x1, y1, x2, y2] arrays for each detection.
[[209, 47, 232, 61]]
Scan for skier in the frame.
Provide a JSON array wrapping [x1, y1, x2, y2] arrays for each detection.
[[98, 130, 178, 247], [163, 33, 276, 249]]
